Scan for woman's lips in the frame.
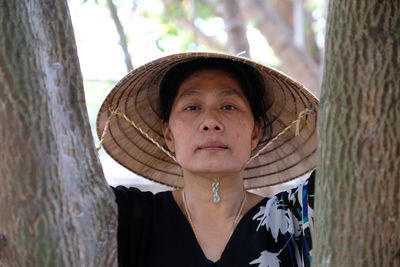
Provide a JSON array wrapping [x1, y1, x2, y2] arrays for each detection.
[[198, 142, 228, 151], [200, 147, 227, 151]]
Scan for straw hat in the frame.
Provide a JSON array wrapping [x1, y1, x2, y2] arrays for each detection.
[[96, 52, 318, 189]]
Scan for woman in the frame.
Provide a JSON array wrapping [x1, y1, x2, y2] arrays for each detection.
[[96, 53, 318, 267]]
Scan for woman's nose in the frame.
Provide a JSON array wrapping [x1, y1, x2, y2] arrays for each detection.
[[199, 111, 224, 132]]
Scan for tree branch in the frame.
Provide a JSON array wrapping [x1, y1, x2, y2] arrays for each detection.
[[107, 0, 134, 72], [244, 0, 321, 96], [218, 0, 250, 57], [180, 17, 225, 51]]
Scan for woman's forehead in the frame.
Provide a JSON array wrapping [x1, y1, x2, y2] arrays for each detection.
[[176, 69, 245, 96], [178, 88, 243, 98], [180, 68, 237, 81]]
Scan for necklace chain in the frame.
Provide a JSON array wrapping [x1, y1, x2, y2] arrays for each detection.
[[182, 189, 246, 242]]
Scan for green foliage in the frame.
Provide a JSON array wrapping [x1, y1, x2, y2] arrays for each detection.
[[179, 31, 197, 51], [81, 0, 100, 4], [305, 0, 323, 12], [155, 18, 180, 52], [155, 39, 165, 52], [153, 1, 201, 52], [195, 1, 214, 20], [155, 25, 196, 52], [164, 1, 184, 19]]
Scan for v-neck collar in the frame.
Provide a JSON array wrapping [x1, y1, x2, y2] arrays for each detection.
[[167, 191, 267, 264]]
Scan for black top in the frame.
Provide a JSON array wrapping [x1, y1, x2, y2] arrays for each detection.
[[111, 171, 314, 267]]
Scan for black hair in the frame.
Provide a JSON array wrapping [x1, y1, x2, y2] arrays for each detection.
[[159, 57, 271, 145]]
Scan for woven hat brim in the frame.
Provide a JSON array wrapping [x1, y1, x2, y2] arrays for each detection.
[[96, 52, 318, 189]]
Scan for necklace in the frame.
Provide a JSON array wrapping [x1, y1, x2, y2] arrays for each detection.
[[182, 189, 246, 242]]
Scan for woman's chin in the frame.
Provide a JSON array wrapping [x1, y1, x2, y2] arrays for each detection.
[[182, 165, 244, 179]]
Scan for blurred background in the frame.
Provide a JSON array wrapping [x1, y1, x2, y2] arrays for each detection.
[[68, 0, 326, 195]]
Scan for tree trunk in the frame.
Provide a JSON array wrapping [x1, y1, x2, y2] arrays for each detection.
[[219, 0, 250, 58], [270, 0, 322, 70], [314, 1, 400, 266], [0, 1, 117, 266]]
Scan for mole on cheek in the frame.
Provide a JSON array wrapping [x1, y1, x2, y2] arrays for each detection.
[[235, 132, 241, 140]]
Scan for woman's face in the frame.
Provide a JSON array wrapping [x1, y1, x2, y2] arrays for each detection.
[[162, 69, 262, 178]]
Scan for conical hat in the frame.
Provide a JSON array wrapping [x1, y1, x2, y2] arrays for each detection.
[[96, 52, 318, 189]]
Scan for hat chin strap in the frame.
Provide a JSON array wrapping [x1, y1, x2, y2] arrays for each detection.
[[244, 105, 316, 168], [97, 106, 178, 162]]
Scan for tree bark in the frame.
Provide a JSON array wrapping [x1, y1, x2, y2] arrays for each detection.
[[314, 1, 400, 266], [107, 0, 134, 72], [0, 1, 117, 266], [244, 0, 321, 96], [219, 0, 250, 58]]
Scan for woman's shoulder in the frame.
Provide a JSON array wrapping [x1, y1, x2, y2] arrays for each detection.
[[244, 191, 268, 215], [250, 171, 315, 220], [110, 186, 174, 217], [111, 185, 153, 204], [273, 170, 315, 201], [110, 185, 172, 204]]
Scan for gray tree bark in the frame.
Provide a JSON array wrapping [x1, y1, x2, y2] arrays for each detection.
[[314, 1, 400, 266], [0, 1, 117, 266]]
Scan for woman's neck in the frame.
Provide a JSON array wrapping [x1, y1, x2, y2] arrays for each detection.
[[181, 170, 246, 221]]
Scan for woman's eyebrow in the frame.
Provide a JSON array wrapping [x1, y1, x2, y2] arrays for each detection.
[[218, 89, 242, 97], [178, 88, 242, 98], [179, 89, 202, 98]]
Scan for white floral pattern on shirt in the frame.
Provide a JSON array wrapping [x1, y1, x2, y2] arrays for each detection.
[[250, 174, 314, 267]]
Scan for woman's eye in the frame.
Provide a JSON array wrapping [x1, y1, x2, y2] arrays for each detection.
[[184, 105, 198, 111], [222, 105, 236, 110]]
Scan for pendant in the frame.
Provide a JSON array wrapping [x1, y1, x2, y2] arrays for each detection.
[[212, 178, 221, 203]]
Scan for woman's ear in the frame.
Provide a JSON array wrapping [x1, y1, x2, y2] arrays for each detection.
[[162, 121, 175, 153], [251, 118, 263, 150]]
